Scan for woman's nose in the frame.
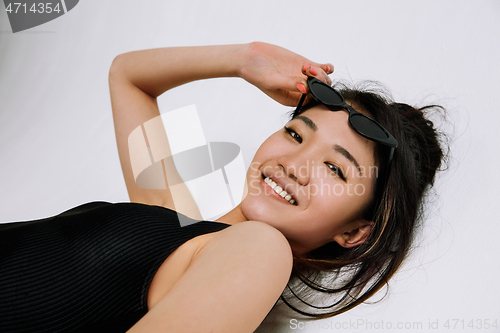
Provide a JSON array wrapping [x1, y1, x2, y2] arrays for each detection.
[[277, 153, 313, 186]]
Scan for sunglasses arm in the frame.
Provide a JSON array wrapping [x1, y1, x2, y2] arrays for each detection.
[[295, 93, 307, 113]]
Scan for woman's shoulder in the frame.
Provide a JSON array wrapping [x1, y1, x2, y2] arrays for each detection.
[[148, 221, 292, 310], [211, 221, 291, 250], [193, 220, 293, 273], [146, 220, 293, 329]]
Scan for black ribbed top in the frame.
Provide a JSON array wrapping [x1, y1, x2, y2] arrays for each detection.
[[0, 202, 230, 332]]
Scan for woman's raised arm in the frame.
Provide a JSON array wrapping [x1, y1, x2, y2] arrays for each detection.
[[109, 45, 243, 209], [108, 42, 333, 208]]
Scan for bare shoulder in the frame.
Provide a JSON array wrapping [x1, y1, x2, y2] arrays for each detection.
[[201, 220, 293, 267], [148, 221, 292, 310], [136, 221, 293, 333]]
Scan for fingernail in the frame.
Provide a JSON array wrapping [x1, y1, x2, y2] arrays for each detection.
[[309, 67, 318, 76], [297, 83, 307, 94], [326, 65, 331, 72], [302, 65, 308, 73]]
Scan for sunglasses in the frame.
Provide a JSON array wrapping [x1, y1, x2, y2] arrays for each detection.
[[295, 77, 398, 169], [295, 77, 398, 217]]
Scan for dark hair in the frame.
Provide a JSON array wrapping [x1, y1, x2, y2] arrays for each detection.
[[280, 80, 449, 318]]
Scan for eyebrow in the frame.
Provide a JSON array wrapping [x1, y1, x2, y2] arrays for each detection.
[[333, 144, 362, 175], [295, 116, 317, 131], [296, 115, 362, 175]]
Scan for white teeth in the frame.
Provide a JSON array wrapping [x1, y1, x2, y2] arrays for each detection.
[[264, 177, 296, 205]]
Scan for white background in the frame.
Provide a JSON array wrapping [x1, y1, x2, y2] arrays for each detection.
[[1, 1, 499, 332]]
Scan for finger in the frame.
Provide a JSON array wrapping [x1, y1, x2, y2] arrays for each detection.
[[319, 63, 334, 74], [314, 66, 331, 85], [303, 66, 332, 86], [291, 75, 309, 95], [304, 65, 322, 78], [266, 71, 307, 94], [296, 82, 307, 94], [320, 69, 332, 86]]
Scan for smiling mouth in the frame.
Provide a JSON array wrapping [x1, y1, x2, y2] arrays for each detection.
[[263, 176, 297, 205]]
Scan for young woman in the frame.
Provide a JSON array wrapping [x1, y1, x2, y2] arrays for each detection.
[[0, 42, 446, 332]]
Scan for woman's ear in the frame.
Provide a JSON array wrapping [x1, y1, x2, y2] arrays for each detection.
[[332, 220, 374, 248]]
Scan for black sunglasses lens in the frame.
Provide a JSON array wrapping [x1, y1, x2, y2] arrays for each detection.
[[310, 81, 343, 105], [350, 113, 389, 139]]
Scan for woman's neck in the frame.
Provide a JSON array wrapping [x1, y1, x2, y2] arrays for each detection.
[[215, 204, 247, 224]]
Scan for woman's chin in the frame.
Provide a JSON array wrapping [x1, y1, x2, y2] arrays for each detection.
[[240, 196, 276, 223], [240, 196, 293, 233]]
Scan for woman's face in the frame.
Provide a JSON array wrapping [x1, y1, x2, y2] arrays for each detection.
[[240, 105, 378, 254]]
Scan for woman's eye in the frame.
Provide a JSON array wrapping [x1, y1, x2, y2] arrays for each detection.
[[326, 163, 346, 181], [285, 127, 302, 143]]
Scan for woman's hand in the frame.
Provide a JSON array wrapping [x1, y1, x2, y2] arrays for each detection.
[[238, 42, 334, 107]]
